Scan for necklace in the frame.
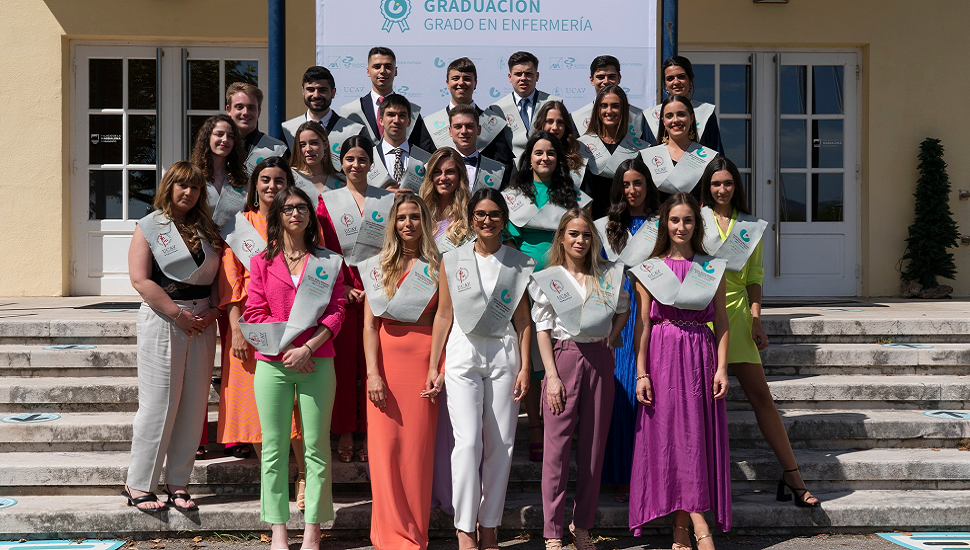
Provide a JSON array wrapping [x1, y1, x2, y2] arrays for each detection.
[[402, 244, 419, 256], [284, 248, 307, 262]]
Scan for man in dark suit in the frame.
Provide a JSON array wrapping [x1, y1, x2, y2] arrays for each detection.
[[423, 57, 514, 172], [281, 66, 364, 172], [338, 46, 434, 153], [368, 94, 430, 188], [448, 104, 511, 191]]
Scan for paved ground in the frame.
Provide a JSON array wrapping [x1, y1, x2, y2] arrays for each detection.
[[109, 533, 902, 550]]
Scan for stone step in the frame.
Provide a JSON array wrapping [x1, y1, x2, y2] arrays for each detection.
[[729, 409, 970, 450], [2, 447, 968, 496], [0, 319, 137, 345], [762, 315, 970, 344], [760, 343, 970, 375], [1, 490, 969, 538], [0, 344, 138, 377], [3, 409, 968, 453], [727, 374, 970, 410], [0, 377, 220, 413]]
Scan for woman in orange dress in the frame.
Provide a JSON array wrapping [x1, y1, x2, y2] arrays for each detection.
[[361, 194, 442, 550], [217, 156, 307, 506]]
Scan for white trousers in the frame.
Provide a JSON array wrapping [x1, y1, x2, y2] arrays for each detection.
[[126, 299, 216, 491], [445, 324, 521, 532]]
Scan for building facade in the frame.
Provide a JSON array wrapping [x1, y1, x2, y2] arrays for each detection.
[[2, 0, 967, 297]]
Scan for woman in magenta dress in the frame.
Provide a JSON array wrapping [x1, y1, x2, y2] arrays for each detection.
[[628, 192, 731, 550]]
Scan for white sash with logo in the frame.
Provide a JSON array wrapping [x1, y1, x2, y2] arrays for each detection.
[[628, 255, 726, 311], [446, 242, 536, 339], [360, 256, 438, 322], [339, 97, 421, 141], [701, 207, 768, 272], [206, 178, 247, 229], [322, 186, 394, 265], [245, 133, 288, 173], [646, 100, 717, 143], [472, 156, 506, 192], [137, 211, 219, 285], [399, 146, 432, 193], [573, 103, 645, 140], [292, 170, 346, 205], [325, 117, 365, 173], [220, 212, 267, 272], [430, 108, 508, 153], [531, 263, 625, 339], [641, 142, 717, 194], [488, 91, 560, 161], [593, 215, 660, 265], [503, 187, 593, 232], [237, 248, 343, 356], [577, 132, 647, 178]]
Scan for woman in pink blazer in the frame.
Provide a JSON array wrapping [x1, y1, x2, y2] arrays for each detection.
[[245, 186, 346, 550]]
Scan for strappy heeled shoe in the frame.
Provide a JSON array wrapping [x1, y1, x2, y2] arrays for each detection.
[[337, 445, 354, 463], [672, 523, 691, 550], [569, 523, 596, 550], [695, 532, 714, 550], [295, 471, 306, 511], [777, 467, 821, 508], [544, 538, 562, 550], [122, 486, 167, 513], [162, 484, 198, 511]]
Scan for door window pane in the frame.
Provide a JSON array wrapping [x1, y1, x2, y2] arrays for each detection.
[[188, 115, 211, 150], [780, 173, 806, 222], [89, 171, 124, 219], [226, 60, 258, 87], [128, 59, 157, 110], [691, 64, 715, 105], [812, 120, 844, 168], [812, 65, 844, 115], [128, 115, 157, 165], [719, 64, 750, 114], [89, 59, 123, 109], [720, 119, 750, 168], [779, 119, 806, 168], [89, 115, 123, 164], [189, 59, 220, 110], [780, 65, 807, 114], [813, 173, 843, 222], [128, 170, 157, 218]]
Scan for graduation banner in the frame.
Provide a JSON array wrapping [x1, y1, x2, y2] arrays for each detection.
[[316, 0, 658, 113]]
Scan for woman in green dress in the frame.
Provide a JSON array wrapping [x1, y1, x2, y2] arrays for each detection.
[[700, 157, 819, 508]]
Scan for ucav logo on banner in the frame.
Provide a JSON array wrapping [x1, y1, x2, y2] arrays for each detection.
[[381, 0, 412, 32], [434, 57, 446, 68]]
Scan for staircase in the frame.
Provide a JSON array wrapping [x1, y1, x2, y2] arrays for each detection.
[[0, 299, 969, 538]]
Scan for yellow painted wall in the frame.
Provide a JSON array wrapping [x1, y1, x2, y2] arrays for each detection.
[[679, 0, 970, 296]]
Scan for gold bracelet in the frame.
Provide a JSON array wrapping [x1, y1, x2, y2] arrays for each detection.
[[636, 373, 650, 381]]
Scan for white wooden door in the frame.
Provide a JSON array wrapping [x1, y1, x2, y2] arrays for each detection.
[[71, 45, 267, 295], [684, 50, 860, 296]]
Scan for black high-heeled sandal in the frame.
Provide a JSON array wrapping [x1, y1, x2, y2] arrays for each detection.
[[163, 484, 199, 511], [122, 486, 167, 512], [777, 467, 820, 508]]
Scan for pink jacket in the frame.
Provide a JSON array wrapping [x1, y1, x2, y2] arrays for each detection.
[[244, 249, 347, 362]]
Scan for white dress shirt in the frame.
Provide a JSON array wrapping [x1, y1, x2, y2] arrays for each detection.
[[459, 151, 480, 189], [529, 270, 630, 343], [381, 138, 411, 178]]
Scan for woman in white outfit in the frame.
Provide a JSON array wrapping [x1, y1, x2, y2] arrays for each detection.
[[428, 187, 534, 550]]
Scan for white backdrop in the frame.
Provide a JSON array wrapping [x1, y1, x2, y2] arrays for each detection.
[[316, 0, 658, 113]]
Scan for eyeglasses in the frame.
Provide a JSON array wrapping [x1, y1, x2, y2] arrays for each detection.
[[281, 204, 310, 216], [473, 210, 504, 222]]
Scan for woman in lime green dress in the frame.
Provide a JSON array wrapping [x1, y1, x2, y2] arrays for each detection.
[[700, 157, 820, 508]]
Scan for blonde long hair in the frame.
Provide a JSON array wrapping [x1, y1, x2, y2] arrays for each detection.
[[545, 208, 610, 304], [153, 161, 221, 253], [419, 147, 471, 246], [379, 194, 441, 298]]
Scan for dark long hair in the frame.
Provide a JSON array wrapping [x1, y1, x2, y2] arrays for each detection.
[[339, 134, 375, 164], [649, 192, 706, 259], [263, 187, 321, 262], [467, 188, 510, 232], [502, 130, 578, 210], [189, 114, 248, 190], [654, 94, 698, 145], [245, 157, 295, 212], [586, 85, 630, 144], [606, 158, 660, 253], [661, 55, 696, 98], [531, 101, 583, 172], [699, 156, 750, 215]]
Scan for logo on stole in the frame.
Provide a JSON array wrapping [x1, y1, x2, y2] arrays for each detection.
[[372, 211, 385, 223], [380, 0, 411, 32], [583, 117, 591, 128], [702, 261, 716, 274], [434, 120, 447, 129], [370, 267, 383, 282], [456, 267, 469, 284], [242, 239, 257, 255], [315, 267, 329, 280], [503, 192, 517, 206], [156, 234, 171, 248], [340, 214, 354, 228], [696, 148, 708, 158], [332, 143, 341, 154], [640, 262, 653, 274], [549, 279, 565, 295], [600, 276, 612, 291], [483, 175, 494, 187], [651, 156, 663, 168], [501, 289, 513, 303], [247, 332, 264, 346], [739, 229, 750, 243], [415, 164, 426, 177], [585, 142, 597, 153], [424, 265, 431, 278]]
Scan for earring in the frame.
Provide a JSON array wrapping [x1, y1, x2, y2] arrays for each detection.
[[254, 195, 259, 208]]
